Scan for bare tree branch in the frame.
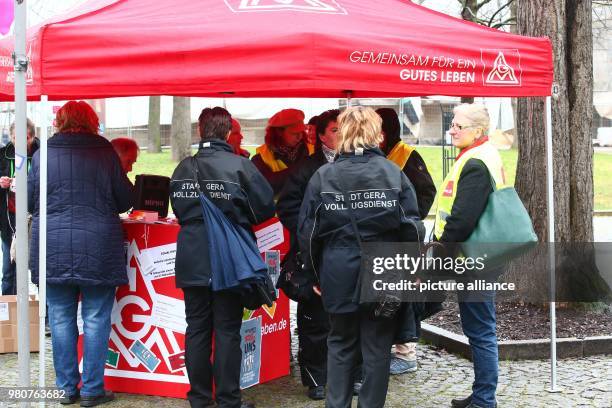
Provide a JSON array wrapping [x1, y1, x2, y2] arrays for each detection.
[[456, 0, 516, 29], [474, 0, 495, 11], [488, 0, 515, 27], [492, 18, 516, 29]]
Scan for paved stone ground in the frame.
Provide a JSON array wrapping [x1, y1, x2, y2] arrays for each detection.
[[0, 311, 610, 408], [1, 216, 610, 407]]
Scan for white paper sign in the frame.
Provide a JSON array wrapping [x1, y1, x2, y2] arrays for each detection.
[[135, 249, 156, 277], [255, 221, 284, 252], [0, 303, 9, 321], [151, 294, 186, 334], [14, 153, 25, 170], [139, 243, 177, 280]]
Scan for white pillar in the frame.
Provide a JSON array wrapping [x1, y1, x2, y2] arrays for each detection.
[[13, 0, 31, 392], [545, 95, 560, 392], [38, 95, 48, 390]]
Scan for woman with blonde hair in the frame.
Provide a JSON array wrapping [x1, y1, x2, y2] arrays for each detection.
[[298, 106, 423, 408], [28, 101, 134, 406], [433, 103, 503, 408]]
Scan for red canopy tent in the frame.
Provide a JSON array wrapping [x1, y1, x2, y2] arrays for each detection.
[[4, 0, 560, 396], [0, 0, 552, 100]]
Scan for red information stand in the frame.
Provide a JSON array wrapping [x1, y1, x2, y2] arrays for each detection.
[[77, 218, 290, 398]]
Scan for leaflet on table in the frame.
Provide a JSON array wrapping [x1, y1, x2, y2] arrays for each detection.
[[151, 294, 187, 334], [255, 221, 284, 253], [135, 243, 177, 280]]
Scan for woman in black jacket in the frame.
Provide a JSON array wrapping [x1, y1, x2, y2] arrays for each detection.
[[251, 109, 312, 196], [170, 107, 275, 408], [298, 106, 424, 408], [433, 103, 505, 408], [375, 108, 437, 375]]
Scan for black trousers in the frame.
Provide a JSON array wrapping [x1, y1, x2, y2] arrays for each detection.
[[297, 295, 330, 387], [326, 311, 397, 408], [182, 287, 244, 408]]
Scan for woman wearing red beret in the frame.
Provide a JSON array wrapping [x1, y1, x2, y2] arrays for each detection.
[[251, 108, 313, 197]]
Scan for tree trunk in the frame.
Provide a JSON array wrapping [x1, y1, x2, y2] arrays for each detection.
[[513, 1, 608, 303], [566, 0, 593, 242], [516, 0, 571, 243], [147, 96, 161, 153], [171, 96, 192, 162]]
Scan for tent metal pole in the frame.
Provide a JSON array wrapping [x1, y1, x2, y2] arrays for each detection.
[[13, 0, 32, 396], [545, 95, 560, 393], [38, 95, 48, 392], [345, 91, 352, 107]]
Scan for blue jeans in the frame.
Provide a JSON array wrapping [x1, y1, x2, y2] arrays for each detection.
[[47, 284, 116, 397], [1, 237, 16, 295], [458, 290, 498, 408]]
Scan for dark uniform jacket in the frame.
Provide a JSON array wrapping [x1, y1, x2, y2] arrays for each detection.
[[277, 149, 327, 234], [170, 140, 275, 288], [298, 148, 424, 314], [28, 133, 134, 286], [276, 149, 328, 300], [0, 139, 40, 242]]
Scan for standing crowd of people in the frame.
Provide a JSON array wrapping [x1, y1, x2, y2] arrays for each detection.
[[5, 100, 503, 408]]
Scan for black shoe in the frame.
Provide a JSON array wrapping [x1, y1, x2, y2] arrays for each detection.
[[59, 391, 79, 405], [451, 396, 497, 408], [80, 391, 115, 407], [451, 395, 472, 408], [353, 382, 362, 396], [307, 386, 325, 400], [240, 403, 255, 408]]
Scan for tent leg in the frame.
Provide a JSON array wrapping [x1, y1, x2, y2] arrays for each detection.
[[13, 0, 31, 395], [38, 95, 48, 395], [545, 95, 561, 393], [345, 91, 352, 107]]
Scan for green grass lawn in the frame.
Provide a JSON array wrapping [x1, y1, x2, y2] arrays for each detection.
[[133, 146, 612, 211]]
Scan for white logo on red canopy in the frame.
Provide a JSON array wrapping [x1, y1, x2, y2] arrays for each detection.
[[481, 49, 521, 86], [224, 0, 347, 14]]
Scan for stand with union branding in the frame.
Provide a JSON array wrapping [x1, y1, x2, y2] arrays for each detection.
[[76, 218, 290, 398]]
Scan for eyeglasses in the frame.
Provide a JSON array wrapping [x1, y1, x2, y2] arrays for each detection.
[[450, 122, 475, 131]]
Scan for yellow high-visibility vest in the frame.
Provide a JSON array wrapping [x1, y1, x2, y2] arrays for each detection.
[[386, 141, 415, 169], [256, 144, 288, 172], [306, 142, 315, 155], [256, 142, 315, 172], [433, 140, 506, 240]]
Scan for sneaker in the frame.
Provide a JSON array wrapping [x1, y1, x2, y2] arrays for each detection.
[[80, 391, 115, 407], [389, 357, 417, 375], [353, 382, 362, 396], [307, 385, 325, 400], [59, 391, 79, 405], [240, 403, 256, 408]]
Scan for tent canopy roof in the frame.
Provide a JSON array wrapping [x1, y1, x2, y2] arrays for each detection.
[[0, 0, 553, 101]]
